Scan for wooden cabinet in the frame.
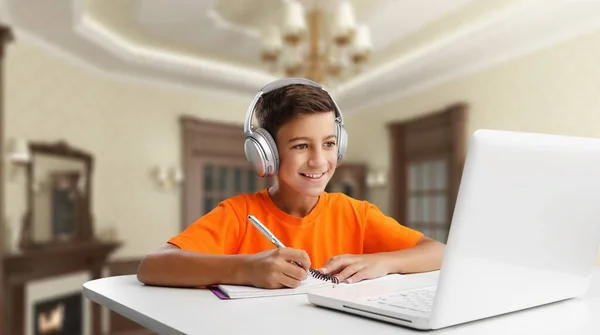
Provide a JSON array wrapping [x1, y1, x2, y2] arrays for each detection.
[[326, 163, 367, 200]]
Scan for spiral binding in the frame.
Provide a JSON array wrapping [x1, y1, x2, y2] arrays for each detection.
[[309, 268, 340, 284]]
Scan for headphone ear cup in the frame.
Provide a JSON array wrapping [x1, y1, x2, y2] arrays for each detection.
[[336, 123, 348, 164], [255, 128, 279, 176], [244, 128, 279, 177]]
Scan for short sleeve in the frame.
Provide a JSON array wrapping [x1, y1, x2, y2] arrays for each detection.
[[168, 200, 243, 255], [363, 203, 424, 254]]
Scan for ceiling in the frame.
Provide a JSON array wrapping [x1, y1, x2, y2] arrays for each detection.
[[2, 0, 600, 114]]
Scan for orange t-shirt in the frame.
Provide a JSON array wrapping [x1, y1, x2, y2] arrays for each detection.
[[168, 189, 423, 269]]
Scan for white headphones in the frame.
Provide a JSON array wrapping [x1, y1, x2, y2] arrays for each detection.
[[243, 78, 348, 178]]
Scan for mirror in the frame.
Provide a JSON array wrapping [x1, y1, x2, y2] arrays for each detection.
[[20, 141, 95, 249]]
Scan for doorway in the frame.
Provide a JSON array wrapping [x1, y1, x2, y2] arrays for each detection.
[[180, 117, 273, 229], [387, 103, 467, 242]]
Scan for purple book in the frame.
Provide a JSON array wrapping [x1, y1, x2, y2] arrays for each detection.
[[207, 285, 230, 300]]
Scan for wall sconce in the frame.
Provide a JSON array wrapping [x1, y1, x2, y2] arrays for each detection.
[[366, 170, 387, 188], [7, 137, 30, 164], [153, 166, 183, 191], [6, 138, 30, 180]]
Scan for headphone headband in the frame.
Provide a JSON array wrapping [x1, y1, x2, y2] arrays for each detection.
[[243, 77, 344, 136]]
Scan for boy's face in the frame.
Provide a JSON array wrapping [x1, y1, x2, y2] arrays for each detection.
[[275, 111, 338, 197]]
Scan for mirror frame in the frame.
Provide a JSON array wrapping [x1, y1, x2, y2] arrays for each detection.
[[19, 140, 95, 250]]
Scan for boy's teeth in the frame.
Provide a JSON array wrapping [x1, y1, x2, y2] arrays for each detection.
[[303, 173, 323, 179]]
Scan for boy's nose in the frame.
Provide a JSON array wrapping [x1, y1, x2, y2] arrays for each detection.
[[307, 149, 328, 168]]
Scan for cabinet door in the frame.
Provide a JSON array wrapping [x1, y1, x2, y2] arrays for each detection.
[[325, 163, 367, 200]]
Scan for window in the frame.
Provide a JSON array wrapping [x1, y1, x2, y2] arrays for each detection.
[[407, 159, 449, 241], [199, 158, 266, 215], [387, 103, 467, 243]]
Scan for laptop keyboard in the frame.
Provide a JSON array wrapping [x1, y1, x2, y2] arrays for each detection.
[[366, 286, 436, 314]]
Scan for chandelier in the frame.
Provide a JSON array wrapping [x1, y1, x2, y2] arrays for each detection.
[[260, 0, 372, 84]]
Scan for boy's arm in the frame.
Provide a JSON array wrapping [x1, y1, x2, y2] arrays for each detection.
[[318, 237, 444, 283], [375, 235, 445, 274], [136, 243, 248, 287], [137, 199, 249, 287], [318, 203, 445, 283], [137, 243, 312, 289]]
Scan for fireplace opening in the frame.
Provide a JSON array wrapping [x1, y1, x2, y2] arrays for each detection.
[[33, 292, 82, 335]]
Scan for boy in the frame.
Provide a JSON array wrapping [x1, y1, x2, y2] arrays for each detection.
[[137, 78, 444, 289]]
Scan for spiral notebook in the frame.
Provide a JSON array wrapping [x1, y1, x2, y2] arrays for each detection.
[[209, 269, 339, 299]]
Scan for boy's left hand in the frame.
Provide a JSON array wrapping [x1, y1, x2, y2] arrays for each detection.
[[318, 254, 391, 284]]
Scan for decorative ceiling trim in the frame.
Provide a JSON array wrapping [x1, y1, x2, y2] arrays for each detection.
[[333, 0, 539, 105], [4, 0, 600, 118], [72, 0, 278, 94], [205, 8, 261, 40], [335, 0, 600, 115], [10, 25, 254, 102]]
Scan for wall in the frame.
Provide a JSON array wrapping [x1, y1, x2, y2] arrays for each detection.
[[343, 29, 600, 264], [4, 39, 250, 259], [4, 21, 600, 263]]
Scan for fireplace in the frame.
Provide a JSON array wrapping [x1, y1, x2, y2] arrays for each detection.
[[33, 292, 82, 335], [2, 241, 121, 335]]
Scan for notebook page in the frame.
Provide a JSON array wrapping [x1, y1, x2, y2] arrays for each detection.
[[217, 275, 335, 299]]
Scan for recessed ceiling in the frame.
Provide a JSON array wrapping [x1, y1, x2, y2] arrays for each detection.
[[2, 0, 600, 114]]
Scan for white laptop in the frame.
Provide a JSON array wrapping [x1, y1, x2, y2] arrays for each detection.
[[307, 129, 600, 330]]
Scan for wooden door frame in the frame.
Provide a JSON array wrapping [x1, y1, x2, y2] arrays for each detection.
[[180, 116, 274, 229], [0, 25, 13, 335], [180, 116, 246, 229], [387, 103, 467, 234]]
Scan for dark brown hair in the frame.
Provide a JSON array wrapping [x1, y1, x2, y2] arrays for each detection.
[[255, 84, 335, 141]]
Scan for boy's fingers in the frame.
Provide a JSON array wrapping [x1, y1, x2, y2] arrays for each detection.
[[282, 261, 308, 281], [320, 256, 353, 274], [345, 270, 368, 284], [277, 272, 302, 288], [336, 263, 364, 282], [281, 248, 311, 271]]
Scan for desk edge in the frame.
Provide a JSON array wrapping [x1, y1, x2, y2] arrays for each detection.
[[82, 282, 185, 335]]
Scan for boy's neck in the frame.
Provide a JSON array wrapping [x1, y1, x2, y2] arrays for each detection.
[[267, 182, 320, 218]]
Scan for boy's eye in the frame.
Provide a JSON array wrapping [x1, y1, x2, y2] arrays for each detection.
[[325, 141, 337, 148], [293, 144, 308, 149]]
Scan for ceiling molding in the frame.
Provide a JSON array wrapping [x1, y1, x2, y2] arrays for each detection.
[[9, 25, 254, 102], [0, 0, 270, 100], [332, 0, 539, 108], [73, 0, 277, 94], [3, 0, 600, 117], [363, 0, 478, 52], [205, 7, 261, 40], [336, 0, 600, 115]]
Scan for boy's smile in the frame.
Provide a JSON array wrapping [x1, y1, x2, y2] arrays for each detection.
[[299, 172, 326, 180]]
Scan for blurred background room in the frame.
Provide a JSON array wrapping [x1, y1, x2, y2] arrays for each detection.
[[1, 0, 600, 334]]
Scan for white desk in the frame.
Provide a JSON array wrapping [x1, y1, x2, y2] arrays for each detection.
[[83, 267, 600, 335]]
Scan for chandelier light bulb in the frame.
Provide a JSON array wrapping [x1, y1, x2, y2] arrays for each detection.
[[351, 24, 372, 64], [282, 0, 307, 45], [261, 25, 283, 63], [331, 1, 357, 46], [262, 0, 370, 82]]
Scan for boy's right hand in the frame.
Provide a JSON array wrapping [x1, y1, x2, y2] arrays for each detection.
[[242, 248, 311, 289]]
